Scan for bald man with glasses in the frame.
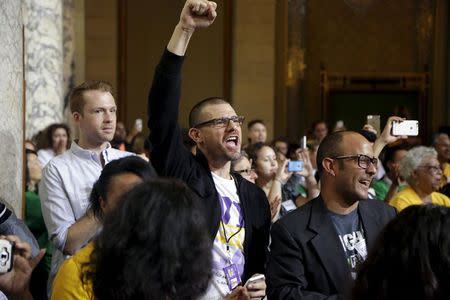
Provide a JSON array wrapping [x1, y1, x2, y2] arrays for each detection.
[[267, 124, 402, 299]]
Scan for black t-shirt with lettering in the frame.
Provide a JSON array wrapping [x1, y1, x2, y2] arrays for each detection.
[[328, 208, 367, 279]]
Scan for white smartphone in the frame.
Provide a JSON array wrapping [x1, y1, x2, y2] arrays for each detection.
[[392, 120, 419, 136], [0, 239, 14, 273], [245, 274, 265, 286], [135, 118, 143, 132]]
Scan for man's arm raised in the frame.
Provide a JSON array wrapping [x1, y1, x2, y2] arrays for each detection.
[[373, 116, 408, 158], [167, 0, 217, 56], [148, 0, 217, 176]]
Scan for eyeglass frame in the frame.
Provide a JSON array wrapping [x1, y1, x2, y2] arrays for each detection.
[[331, 154, 378, 169], [416, 165, 442, 175], [234, 168, 256, 176], [193, 116, 245, 128]]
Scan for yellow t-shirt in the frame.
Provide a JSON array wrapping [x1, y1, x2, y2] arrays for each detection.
[[390, 186, 450, 212], [51, 242, 94, 300], [441, 162, 450, 187]]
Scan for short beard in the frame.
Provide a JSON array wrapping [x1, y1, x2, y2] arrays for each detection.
[[229, 151, 242, 162], [340, 187, 366, 205]]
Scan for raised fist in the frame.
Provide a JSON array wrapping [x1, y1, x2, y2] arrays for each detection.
[[179, 0, 217, 32]]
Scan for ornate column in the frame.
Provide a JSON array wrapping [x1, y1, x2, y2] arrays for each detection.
[[63, 0, 76, 108], [0, 1, 24, 215], [24, 0, 64, 138]]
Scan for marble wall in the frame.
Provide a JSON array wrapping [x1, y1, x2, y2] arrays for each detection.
[[0, 1, 24, 215], [63, 0, 75, 108], [24, 0, 64, 138]]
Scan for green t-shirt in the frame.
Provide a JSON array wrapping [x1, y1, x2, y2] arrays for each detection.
[[371, 178, 405, 201], [25, 191, 53, 273]]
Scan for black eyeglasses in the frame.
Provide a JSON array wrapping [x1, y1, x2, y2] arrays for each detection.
[[332, 154, 378, 169], [234, 168, 255, 176], [194, 116, 245, 128], [417, 165, 442, 175]]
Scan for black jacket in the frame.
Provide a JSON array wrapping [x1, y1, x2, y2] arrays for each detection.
[[267, 196, 396, 299], [147, 50, 271, 281]]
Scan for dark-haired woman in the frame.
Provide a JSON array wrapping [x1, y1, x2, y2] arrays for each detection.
[[24, 149, 53, 299], [37, 123, 70, 166], [351, 205, 450, 300], [86, 179, 213, 300], [51, 156, 156, 299]]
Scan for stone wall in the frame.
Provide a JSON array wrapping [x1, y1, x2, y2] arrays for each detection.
[[0, 1, 24, 215], [24, 0, 64, 138]]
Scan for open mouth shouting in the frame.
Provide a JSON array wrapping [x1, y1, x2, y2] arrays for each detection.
[[225, 135, 240, 151]]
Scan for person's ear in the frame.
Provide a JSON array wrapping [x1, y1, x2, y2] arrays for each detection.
[[73, 111, 81, 123], [410, 170, 419, 182], [322, 158, 336, 177], [188, 127, 202, 144]]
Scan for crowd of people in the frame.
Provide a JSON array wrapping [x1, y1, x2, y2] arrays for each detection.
[[1, 0, 450, 299]]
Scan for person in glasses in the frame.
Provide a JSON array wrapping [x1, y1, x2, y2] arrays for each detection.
[[147, 1, 270, 299], [390, 146, 450, 212], [231, 152, 257, 184], [267, 124, 400, 299]]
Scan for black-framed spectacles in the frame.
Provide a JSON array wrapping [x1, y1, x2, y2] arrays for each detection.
[[234, 168, 255, 176], [331, 154, 378, 169], [194, 116, 245, 128], [417, 165, 442, 175]]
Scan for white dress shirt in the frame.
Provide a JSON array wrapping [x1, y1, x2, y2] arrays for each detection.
[[37, 148, 55, 167], [39, 141, 133, 292]]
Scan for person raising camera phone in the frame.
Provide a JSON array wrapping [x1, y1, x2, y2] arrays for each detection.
[[0, 235, 45, 300]]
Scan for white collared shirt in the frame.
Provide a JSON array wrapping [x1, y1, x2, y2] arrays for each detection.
[[39, 141, 133, 289], [37, 148, 56, 167]]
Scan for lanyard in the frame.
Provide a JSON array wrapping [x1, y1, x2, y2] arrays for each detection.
[[220, 219, 242, 253], [219, 174, 244, 262]]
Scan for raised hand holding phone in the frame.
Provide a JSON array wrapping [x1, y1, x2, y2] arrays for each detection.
[[373, 116, 409, 158], [135, 118, 143, 132], [391, 120, 419, 136]]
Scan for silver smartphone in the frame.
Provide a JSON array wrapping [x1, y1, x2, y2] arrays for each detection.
[[0, 239, 14, 273], [300, 136, 307, 149], [367, 115, 381, 135]]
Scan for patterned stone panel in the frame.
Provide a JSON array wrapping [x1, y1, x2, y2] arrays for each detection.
[[0, 1, 24, 215], [24, 0, 63, 138], [63, 0, 75, 109]]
